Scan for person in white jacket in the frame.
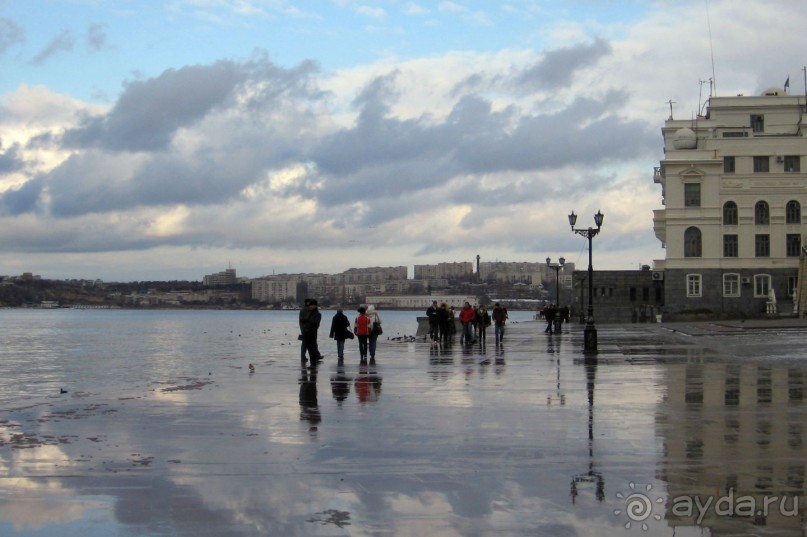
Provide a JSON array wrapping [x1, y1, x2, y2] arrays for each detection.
[[366, 305, 382, 363]]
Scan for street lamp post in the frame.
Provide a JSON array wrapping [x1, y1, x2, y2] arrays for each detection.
[[575, 274, 586, 324], [546, 256, 565, 333], [568, 210, 604, 353]]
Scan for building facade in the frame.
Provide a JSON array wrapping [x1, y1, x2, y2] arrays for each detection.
[[203, 268, 237, 287], [414, 262, 473, 280], [570, 269, 664, 324], [653, 86, 805, 317]]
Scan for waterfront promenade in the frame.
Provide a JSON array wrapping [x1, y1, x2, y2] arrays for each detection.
[[1, 317, 806, 536]]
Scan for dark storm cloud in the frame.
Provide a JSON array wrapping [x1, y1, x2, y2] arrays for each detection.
[[0, 142, 25, 174], [514, 38, 613, 91], [30, 29, 74, 65], [0, 176, 43, 215], [0, 17, 24, 54], [62, 61, 248, 152], [0, 57, 324, 219], [61, 56, 322, 153], [310, 74, 654, 211]]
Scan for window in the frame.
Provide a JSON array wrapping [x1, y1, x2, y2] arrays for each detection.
[[684, 183, 701, 207], [687, 274, 702, 297], [787, 234, 801, 257], [723, 201, 738, 225], [785, 156, 801, 172], [723, 156, 736, 173], [786, 200, 801, 224], [684, 227, 702, 257], [755, 234, 770, 257], [723, 273, 740, 297], [754, 274, 771, 297], [755, 201, 770, 225], [753, 156, 770, 172], [629, 287, 636, 301], [723, 234, 738, 257], [789, 276, 798, 297], [751, 114, 764, 133]]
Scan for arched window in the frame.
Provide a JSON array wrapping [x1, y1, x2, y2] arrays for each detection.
[[755, 201, 770, 225], [786, 200, 801, 224], [684, 227, 702, 257], [723, 201, 738, 225]]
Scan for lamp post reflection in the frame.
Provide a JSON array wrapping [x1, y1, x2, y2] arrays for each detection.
[[571, 357, 604, 503]]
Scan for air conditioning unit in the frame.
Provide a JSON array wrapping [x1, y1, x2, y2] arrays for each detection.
[[651, 271, 664, 281], [741, 277, 752, 285], [776, 156, 784, 163]]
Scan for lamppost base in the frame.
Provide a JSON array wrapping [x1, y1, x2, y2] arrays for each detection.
[[583, 323, 598, 353]]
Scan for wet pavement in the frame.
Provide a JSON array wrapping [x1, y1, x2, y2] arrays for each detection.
[[1, 318, 807, 536]]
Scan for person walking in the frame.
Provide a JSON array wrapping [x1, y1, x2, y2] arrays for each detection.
[[459, 302, 476, 345], [477, 305, 491, 343], [492, 302, 506, 344], [329, 308, 352, 364], [544, 304, 557, 334], [354, 306, 372, 363], [299, 299, 323, 363], [426, 300, 439, 343], [367, 305, 382, 363], [436, 302, 451, 344], [299, 298, 311, 361]]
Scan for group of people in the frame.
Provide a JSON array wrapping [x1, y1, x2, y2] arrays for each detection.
[[538, 304, 571, 334], [299, 298, 383, 366], [426, 301, 509, 345]]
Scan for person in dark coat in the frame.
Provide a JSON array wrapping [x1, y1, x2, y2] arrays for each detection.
[[436, 303, 451, 344], [299, 298, 323, 363], [329, 308, 352, 363], [426, 301, 439, 342]]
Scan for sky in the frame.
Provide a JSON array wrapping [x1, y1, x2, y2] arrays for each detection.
[[0, 0, 805, 282]]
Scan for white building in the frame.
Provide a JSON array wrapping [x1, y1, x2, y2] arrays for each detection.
[[653, 86, 806, 316]]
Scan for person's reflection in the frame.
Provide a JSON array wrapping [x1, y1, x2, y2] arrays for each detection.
[[330, 363, 351, 404], [299, 362, 321, 434], [355, 362, 382, 403], [494, 342, 506, 376]]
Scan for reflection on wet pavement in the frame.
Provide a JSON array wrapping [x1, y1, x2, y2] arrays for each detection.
[[1, 318, 806, 535]]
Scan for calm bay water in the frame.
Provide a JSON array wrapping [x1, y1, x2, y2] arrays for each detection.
[[0, 308, 535, 406]]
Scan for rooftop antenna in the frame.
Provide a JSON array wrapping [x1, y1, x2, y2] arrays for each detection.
[[705, 0, 718, 96], [698, 78, 713, 116], [802, 66, 806, 112]]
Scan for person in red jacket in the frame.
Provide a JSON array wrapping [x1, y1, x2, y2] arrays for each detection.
[[459, 302, 476, 345], [354, 306, 372, 363]]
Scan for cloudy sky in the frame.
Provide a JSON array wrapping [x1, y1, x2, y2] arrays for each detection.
[[0, 0, 804, 281]]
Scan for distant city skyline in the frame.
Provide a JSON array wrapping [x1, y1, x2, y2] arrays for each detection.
[[1, 1, 805, 281]]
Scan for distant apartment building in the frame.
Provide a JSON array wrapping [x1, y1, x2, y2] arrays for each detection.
[[252, 277, 301, 303], [203, 268, 237, 287], [414, 262, 473, 280], [366, 294, 478, 309], [251, 266, 410, 304], [479, 261, 575, 285]]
